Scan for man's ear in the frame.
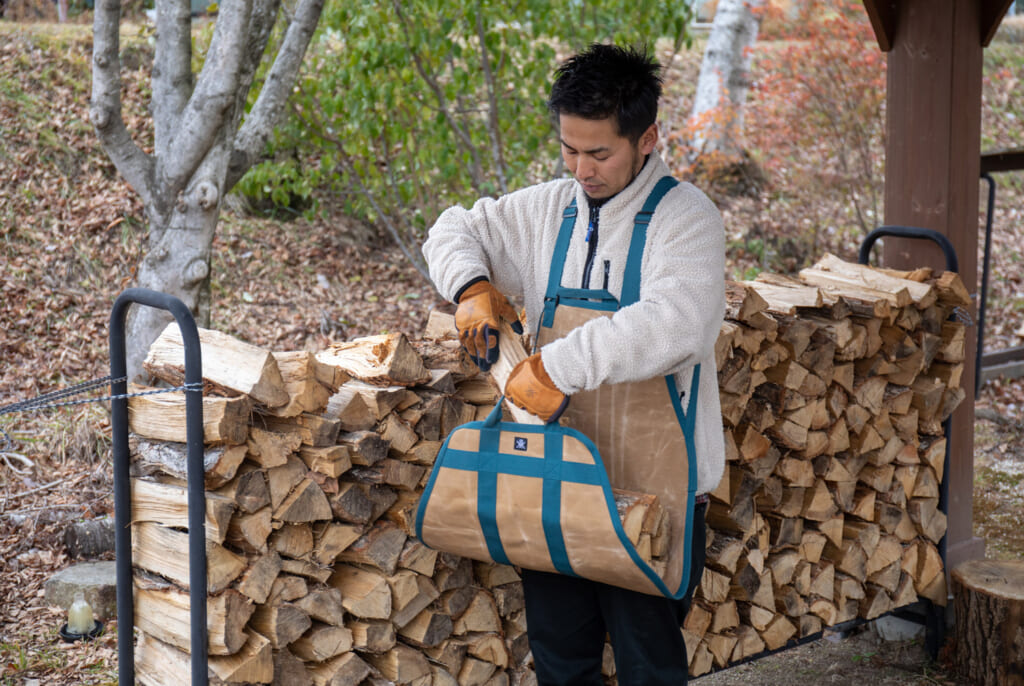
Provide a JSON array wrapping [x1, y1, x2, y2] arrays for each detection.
[[639, 123, 658, 155]]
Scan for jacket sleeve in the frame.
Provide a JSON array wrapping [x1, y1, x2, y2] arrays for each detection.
[[422, 187, 549, 304], [541, 184, 726, 394]]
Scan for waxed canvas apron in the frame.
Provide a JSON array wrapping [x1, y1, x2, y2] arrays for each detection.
[[417, 177, 700, 597]]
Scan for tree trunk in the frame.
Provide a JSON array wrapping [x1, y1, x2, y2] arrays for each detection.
[[127, 174, 224, 381], [688, 0, 765, 159], [951, 559, 1024, 686], [92, 0, 326, 381]]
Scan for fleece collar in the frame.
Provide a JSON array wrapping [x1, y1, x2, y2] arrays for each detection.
[[573, 151, 673, 227]]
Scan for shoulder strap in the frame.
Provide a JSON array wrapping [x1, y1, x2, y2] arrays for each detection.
[[620, 176, 679, 307], [541, 199, 578, 328]]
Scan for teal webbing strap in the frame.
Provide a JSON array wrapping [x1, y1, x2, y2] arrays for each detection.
[[477, 427, 511, 565], [542, 201, 579, 328], [541, 431, 576, 576], [620, 176, 679, 307]]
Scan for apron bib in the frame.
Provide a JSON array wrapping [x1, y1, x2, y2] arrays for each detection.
[[537, 176, 700, 595]]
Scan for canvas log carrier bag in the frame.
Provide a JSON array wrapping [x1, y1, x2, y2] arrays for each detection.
[[417, 176, 701, 598]]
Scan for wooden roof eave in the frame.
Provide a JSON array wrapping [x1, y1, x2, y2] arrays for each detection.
[[862, 0, 1014, 51], [981, 0, 1014, 46], [862, 0, 897, 52]]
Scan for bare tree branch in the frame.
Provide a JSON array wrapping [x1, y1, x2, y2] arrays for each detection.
[[153, 0, 193, 161], [160, 0, 253, 195], [227, 0, 325, 190], [226, 0, 282, 125], [90, 0, 156, 208], [391, 0, 487, 192], [474, 4, 508, 195], [296, 96, 431, 282]]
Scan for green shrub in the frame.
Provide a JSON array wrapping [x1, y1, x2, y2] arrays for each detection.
[[236, 0, 694, 277]]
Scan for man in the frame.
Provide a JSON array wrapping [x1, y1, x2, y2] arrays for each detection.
[[422, 43, 725, 685]]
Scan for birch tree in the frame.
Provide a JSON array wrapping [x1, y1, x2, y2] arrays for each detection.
[[91, 0, 324, 379], [688, 0, 764, 160]]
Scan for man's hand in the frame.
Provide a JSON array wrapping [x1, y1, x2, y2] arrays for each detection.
[[506, 353, 568, 423], [455, 281, 523, 371]]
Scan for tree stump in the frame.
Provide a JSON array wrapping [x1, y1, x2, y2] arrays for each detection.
[[951, 559, 1024, 686]]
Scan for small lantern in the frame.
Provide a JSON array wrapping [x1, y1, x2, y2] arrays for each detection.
[[59, 591, 102, 642]]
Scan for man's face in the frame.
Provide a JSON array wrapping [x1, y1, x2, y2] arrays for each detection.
[[558, 114, 658, 200]]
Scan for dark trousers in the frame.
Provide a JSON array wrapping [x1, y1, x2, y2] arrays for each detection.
[[521, 501, 707, 686]]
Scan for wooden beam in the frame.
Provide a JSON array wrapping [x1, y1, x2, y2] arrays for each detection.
[[862, 0, 899, 51], [881, 0, 986, 573], [980, 0, 1014, 46], [979, 148, 1024, 174]]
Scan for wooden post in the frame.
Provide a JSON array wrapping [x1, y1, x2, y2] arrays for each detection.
[[879, 0, 987, 574], [951, 559, 1024, 686]]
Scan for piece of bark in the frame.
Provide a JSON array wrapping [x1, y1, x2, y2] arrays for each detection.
[[131, 439, 247, 488], [279, 558, 332, 584]]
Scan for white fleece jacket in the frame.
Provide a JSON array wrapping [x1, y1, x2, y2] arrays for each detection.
[[422, 152, 726, 495]]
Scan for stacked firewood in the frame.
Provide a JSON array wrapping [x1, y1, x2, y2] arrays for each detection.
[[685, 254, 968, 675], [123, 253, 968, 684], [128, 322, 546, 685]]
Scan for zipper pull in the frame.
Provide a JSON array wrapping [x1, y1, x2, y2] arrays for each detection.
[[585, 206, 598, 242], [603, 260, 610, 290]]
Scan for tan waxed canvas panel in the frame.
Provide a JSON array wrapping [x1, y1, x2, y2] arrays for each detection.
[[560, 481, 661, 595], [493, 473, 558, 574], [419, 467, 490, 561], [539, 305, 693, 593], [561, 433, 597, 465], [448, 428, 482, 453]]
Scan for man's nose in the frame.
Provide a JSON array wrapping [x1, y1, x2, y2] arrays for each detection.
[[577, 157, 595, 180]]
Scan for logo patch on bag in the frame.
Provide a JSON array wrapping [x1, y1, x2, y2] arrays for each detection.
[[513, 437, 528, 451]]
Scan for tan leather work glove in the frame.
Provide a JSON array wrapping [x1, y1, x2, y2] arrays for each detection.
[[455, 280, 523, 372], [506, 353, 569, 423]]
